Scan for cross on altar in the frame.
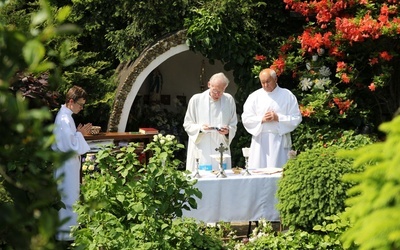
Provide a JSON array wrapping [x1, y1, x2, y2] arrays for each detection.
[[215, 143, 228, 178], [215, 143, 228, 156]]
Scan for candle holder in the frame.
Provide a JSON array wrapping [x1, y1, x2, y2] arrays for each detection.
[[192, 157, 201, 178], [216, 156, 227, 178], [242, 147, 251, 176]]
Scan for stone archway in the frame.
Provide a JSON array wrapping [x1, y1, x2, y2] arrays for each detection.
[[107, 30, 188, 132]]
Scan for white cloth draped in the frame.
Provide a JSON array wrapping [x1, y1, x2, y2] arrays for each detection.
[[51, 105, 90, 241], [184, 90, 237, 171], [242, 86, 302, 169]]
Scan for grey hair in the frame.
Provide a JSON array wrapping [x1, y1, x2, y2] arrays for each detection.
[[269, 69, 277, 81], [209, 72, 230, 87]]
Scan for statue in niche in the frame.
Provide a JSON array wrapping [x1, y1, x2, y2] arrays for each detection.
[[149, 68, 163, 103]]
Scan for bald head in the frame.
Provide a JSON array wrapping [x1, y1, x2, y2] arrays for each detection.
[[259, 68, 278, 92]]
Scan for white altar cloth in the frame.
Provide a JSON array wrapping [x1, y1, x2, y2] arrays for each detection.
[[182, 168, 282, 223]]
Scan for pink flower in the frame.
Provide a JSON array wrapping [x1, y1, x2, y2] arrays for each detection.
[[368, 83, 376, 91]]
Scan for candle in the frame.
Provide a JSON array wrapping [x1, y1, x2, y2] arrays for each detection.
[[195, 149, 202, 159], [242, 147, 250, 157]]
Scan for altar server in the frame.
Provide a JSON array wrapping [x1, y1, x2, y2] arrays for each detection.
[[184, 72, 238, 172], [52, 85, 92, 241], [242, 68, 302, 169]]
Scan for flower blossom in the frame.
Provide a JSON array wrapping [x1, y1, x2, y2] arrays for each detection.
[[300, 78, 313, 91], [333, 97, 353, 114], [341, 73, 350, 83], [299, 105, 315, 117], [319, 66, 331, 77], [379, 51, 393, 61], [254, 54, 266, 61], [336, 61, 347, 72], [314, 77, 331, 90], [368, 83, 376, 91], [288, 150, 297, 159], [369, 57, 379, 65]]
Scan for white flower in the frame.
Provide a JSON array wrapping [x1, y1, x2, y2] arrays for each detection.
[[165, 134, 175, 141], [160, 139, 165, 145], [322, 77, 331, 87], [300, 78, 313, 91], [88, 165, 95, 171], [288, 150, 297, 159], [314, 79, 324, 90], [82, 165, 88, 171], [319, 65, 331, 77]]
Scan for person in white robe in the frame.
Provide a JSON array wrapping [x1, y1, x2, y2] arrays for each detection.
[[242, 68, 302, 169], [51, 86, 92, 241], [184, 72, 238, 172]]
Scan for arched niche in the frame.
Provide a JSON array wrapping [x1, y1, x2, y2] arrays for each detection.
[[108, 29, 236, 132]]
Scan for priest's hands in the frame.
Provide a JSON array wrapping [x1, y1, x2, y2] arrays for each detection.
[[262, 111, 278, 123], [217, 126, 229, 135], [201, 125, 229, 135], [77, 123, 92, 136]]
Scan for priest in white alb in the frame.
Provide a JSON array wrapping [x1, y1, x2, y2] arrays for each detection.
[[242, 68, 302, 169], [184, 72, 238, 172], [52, 86, 92, 241]]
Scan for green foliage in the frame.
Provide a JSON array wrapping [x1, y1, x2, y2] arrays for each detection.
[[0, 91, 66, 250], [292, 127, 376, 153], [339, 116, 400, 250], [0, 0, 79, 248], [74, 134, 228, 249], [277, 146, 363, 231], [238, 218, 346, 250]]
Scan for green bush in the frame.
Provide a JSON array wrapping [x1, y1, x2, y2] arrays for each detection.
[[73, 134, 228, 249], [238, 217, 347, 250], [277, 146, 361, 231], [0, 1, 78, 249], [339, 116, 400, 250]]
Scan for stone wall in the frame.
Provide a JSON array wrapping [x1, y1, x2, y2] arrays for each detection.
[[107, 29, 187, 131]]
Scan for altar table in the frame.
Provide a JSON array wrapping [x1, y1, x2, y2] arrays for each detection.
[[182, 169, 282, 223]]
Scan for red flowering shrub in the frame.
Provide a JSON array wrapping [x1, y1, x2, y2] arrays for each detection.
[[253, 0, 400, 150]]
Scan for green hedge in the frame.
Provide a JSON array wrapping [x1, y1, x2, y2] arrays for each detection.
[[277, 146, 360, 231]]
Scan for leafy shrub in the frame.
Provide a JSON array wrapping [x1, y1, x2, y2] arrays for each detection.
[[292, 126, 376, 152], [238, 217, 347, 250], [0, 90, 69, 249], [339, 116, 400, 250], [277, 146, 361, 231], [73, 134, 228, 249], [0, 1, 77, 249]]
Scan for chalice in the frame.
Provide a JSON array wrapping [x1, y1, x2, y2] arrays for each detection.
[[242, 147, 251, 176]]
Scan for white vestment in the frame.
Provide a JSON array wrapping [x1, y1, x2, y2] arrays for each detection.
[[51, 105, 90, 241], [242, 86, 302, 169], [184, 90, 237, 172]]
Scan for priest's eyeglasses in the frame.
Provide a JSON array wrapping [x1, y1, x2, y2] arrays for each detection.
[[211, 89, 224, 95], [75, 101, 85, 108]]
